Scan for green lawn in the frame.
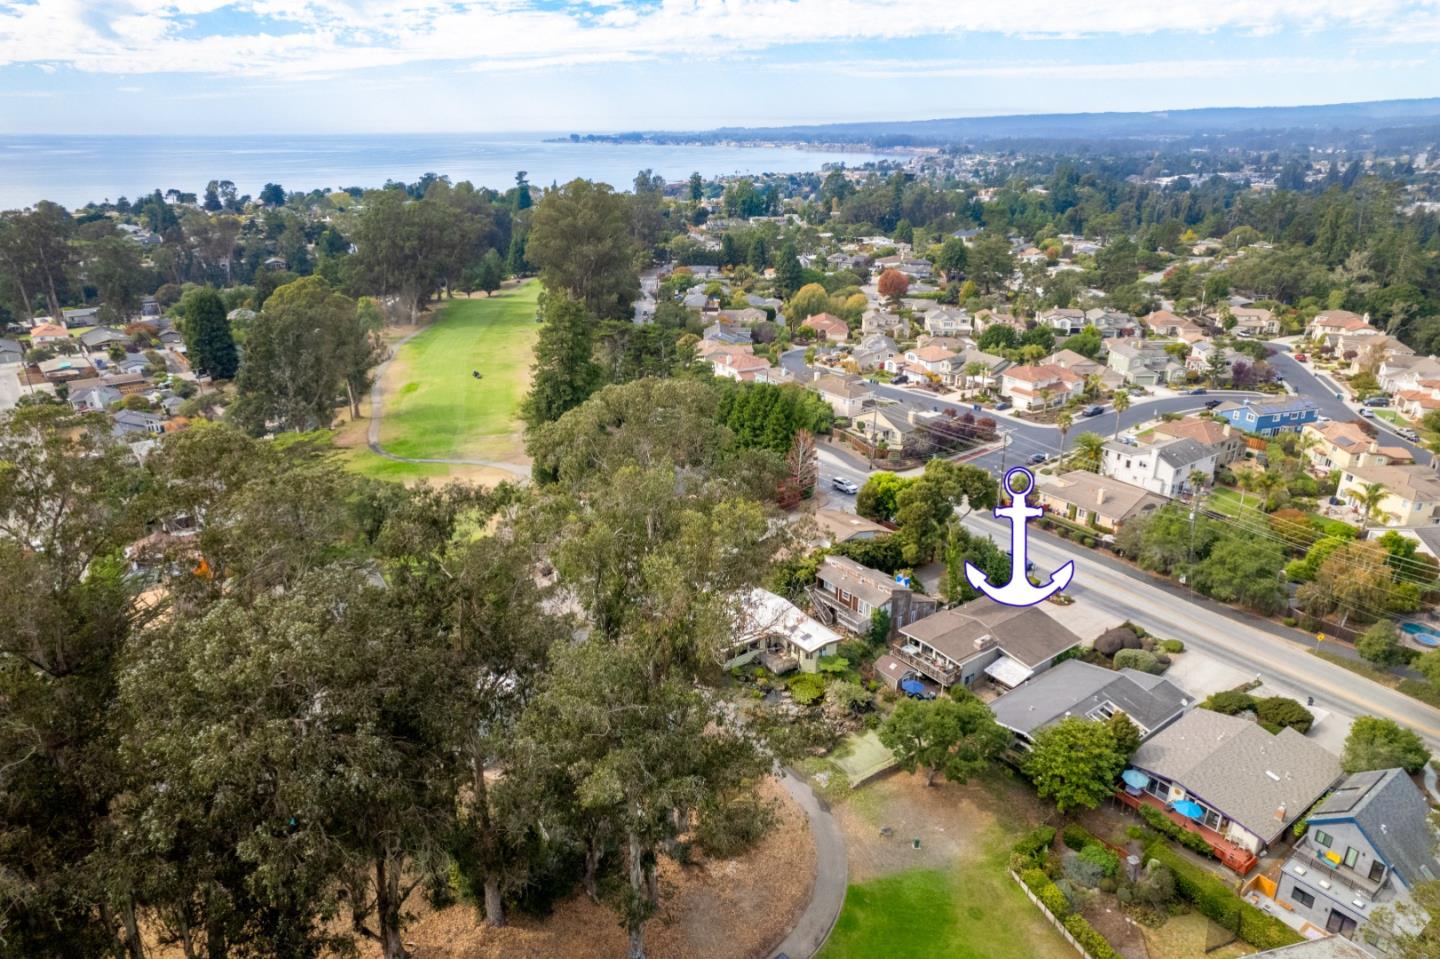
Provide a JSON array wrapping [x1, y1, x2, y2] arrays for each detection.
[[818, 828, 1074, 959], [1205, 486, 1253, 518], [1374, 409, 1408, 428], [379, 283, 540, 461]]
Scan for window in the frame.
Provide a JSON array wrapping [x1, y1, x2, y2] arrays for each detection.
[[1344, 848, 1359, 869], [1369, 860, 1385, 883], [1314, 830, 1333, 848], [1292, 888, 1316, 909]]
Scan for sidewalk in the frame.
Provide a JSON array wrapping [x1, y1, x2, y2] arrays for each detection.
[[767, 769, 848, 959]]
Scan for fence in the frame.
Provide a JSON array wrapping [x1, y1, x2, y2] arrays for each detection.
[[1008, 870, 1100, 959]]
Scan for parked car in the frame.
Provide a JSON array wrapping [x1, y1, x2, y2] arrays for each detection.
[[1294, 353, 1308, 362], [1189, 387, 1207, 395], [831, 477, 859, 495], [1363, 395, 1390, 407], [1203, 399, 1222, 409], [1398, 427, 1420, 442], [994, 401, 1012, 411], [1081, 405, 1104, 417], [892, 374, 909, 385], [1360, 408, 1376, 418], [1028, 452, 1047, 465]]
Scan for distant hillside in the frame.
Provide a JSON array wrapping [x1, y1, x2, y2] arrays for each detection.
[[569, 97, 1440, 149]]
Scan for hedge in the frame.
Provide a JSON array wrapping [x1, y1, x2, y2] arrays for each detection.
[[1062, 914, 1119, 959], [1136, 804, 1216, 858], [1021, 867, 1074, 919], [1144, 842, 1303, 951]]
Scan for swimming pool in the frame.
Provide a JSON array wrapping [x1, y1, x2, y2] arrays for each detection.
[[1400, 622, 1440, 647]]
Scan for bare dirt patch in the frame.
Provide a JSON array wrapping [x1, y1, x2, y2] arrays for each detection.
[[362, 776, 814, 959]]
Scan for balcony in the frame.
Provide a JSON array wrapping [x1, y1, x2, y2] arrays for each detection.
[[891, 644, 961, 688], [1288, 846, 1387, 900]]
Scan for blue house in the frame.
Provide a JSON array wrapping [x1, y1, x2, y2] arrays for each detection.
[[1215, 396, 1318, 437]]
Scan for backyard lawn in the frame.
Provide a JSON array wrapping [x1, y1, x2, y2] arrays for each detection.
[[818, 831, 1074, 959], [379, 282, 540, 462]]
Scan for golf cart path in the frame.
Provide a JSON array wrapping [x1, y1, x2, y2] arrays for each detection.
[[768, 768, 848, 959], [366, 323, 532, 481]]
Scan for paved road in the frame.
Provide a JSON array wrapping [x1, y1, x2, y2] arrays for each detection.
[[768, 768, 848, 959], [782, 348, 1267, 475], [1266, 345, 1432, 465], [365, 325, 532, 481], [963, 512, 1440, 751]]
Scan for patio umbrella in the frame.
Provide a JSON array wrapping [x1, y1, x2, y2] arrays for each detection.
[[1170, 800, 1205, 820], [1121, 769, 1150, 790]]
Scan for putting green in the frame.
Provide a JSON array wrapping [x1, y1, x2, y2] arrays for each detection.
[[378, 282, 540, 462]]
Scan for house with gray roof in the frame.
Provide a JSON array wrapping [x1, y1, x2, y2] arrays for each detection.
[[1102, 435, 1218, 498], [0, 338, 22, 366], [810, 555, 937, 639], [111, 409, 167, 438], [1123, 710, 1341, 862], [702, 321, 752, 345], [69, 385, 122, 412], [990, 659, 1191, 749], [79, 326, 130, 351], [892, 600, 1085, 692], [1250, 939, 1376, 959], [1275, 768, 1439, 945]]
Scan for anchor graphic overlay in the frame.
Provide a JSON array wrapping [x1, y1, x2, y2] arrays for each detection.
[[964, 467, 1074, 607]]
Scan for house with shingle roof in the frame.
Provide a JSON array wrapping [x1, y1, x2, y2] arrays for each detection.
[[801, 312, 849, 343], [1336, 462, 1440, 527], [990, 659, 1191, 749], [1102, 435, 1218, 497], [891, 600, 1085, 692], [1304, 421, 1412, 472], [1309, 310, 1378, 346], [1153, 417, 1245, 465], [1122, 710, 1341, 860], [811, 555, 937, 639], [808, 373, 873, 418], [1275, 768, 1440, 945], [1215, 396, 1319, 436]]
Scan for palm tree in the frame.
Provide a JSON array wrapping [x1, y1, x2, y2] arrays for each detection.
[[963, 360, 987, 395], [1187, 469, 1208, 500], [1084, 372, 1103, 400], [1356, 482, 1389, 532], [1056, 411, 1074, 461], [1072, 431, 1106, 472], [1236, 469, 1255, 509], [1255, 470, 1285, 512], [1111, 390, 1130, 439]]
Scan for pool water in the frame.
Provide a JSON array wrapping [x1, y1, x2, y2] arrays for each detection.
[[1400, 622, 1440, 647]]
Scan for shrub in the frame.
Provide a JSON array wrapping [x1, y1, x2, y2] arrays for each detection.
[[1158, 639, 1185, 654], [1113, 648, 1166, 674], [1064, 851, 1109, 889], [1079, 842, 1120, 879], [1094, 626, 1142, 657], [1144, 842, 1302, 951], [1136, 805, 1216, 858], [1201, 690, 1257, 715], [1254, 696, 1314, 734], [1062, 915, 1119, 959], [695, 794, 777, 857], [786, 672, 826, 705], [1013, 826, 1056, 867], [1062, 823, 1091, 852]]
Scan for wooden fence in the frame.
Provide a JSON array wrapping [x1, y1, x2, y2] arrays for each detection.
[[1008, 870, 1099, 959]]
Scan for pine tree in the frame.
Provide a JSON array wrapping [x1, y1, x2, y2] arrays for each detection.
[[521, 295, 601, 429], [183, 287, 238, 379]]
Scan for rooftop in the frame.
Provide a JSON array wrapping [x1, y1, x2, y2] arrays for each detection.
[[990, 659, 1191, 738], [818, 555, 902, 608], [734, 588, 842, 656], [1129, 710, 1341, 844], [900, 599, 1084, 670], [1309, 767, 1440, 889]]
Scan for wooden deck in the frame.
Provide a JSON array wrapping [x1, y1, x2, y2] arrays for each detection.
[[1116, 789, 1259, 875]]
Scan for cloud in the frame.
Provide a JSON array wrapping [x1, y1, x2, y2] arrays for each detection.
[[808, 55, 1427, 81], [0, 0, 1436, 78]]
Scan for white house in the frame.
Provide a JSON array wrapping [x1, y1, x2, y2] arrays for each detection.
[[726, 588, 842, 674], [1102, 436, 1218, 497]]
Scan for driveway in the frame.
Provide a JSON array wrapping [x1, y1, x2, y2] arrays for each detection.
[[768, 768, 847, 959]]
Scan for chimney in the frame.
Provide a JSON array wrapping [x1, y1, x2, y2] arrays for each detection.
[[1274, 803, 1287, 822], [1097, 488, 1108, 506]]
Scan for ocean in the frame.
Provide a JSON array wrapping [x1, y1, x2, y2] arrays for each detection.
[[0, 133, 885, 210]]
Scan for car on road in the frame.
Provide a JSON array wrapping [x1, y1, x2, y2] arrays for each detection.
[[1360, 408, 1376, 419], [1398, 427, 1420, 442], [1203, 399, 1222, 409], [1188, 387, 1207, 395], [1081, 404, 1104, 417], [831, 477, 859, 495], [1316, 414, 1331, 424], [1294, 353, 1308, 362], [1028, 453, 1047, 465]]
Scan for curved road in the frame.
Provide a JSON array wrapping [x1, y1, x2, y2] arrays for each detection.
[[365, 325, 532, 481]]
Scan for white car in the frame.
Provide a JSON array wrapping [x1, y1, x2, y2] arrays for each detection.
[[1398, 427, 1420, 442], [1360, 408, 1375, 419], [831, 477, 859, 495]]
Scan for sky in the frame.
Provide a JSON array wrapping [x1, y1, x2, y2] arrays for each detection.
[[1, 0, 1440, 135]]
